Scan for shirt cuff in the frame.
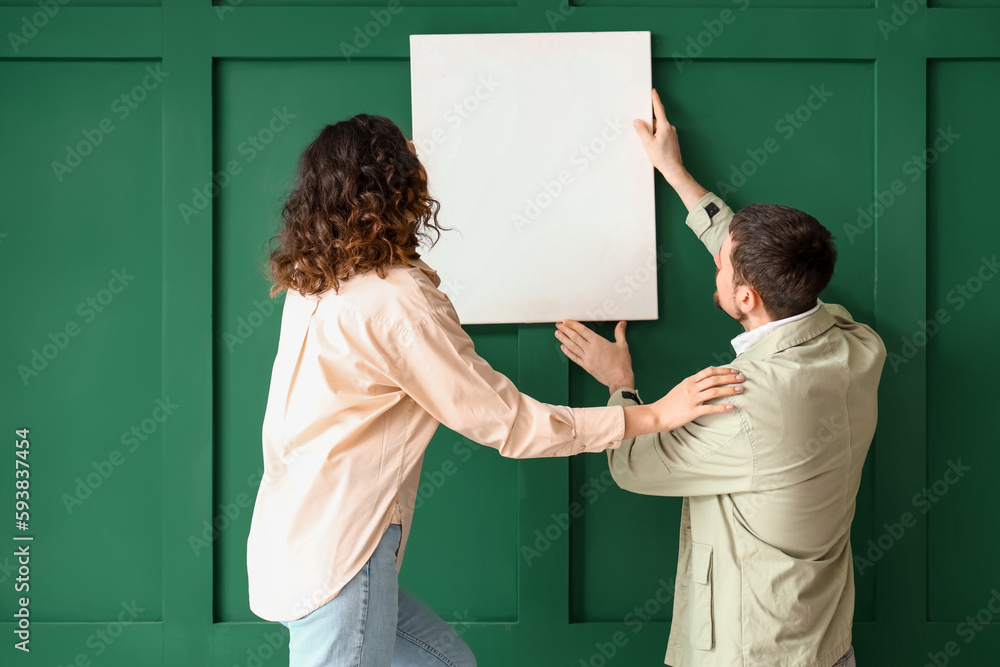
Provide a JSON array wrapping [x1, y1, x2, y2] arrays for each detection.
[[572, 405, 626, 452]]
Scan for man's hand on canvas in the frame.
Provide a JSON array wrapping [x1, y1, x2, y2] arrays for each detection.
[[633, 88, 686, 182], [633, 88, 708, 212], [555, 320, 635, 395]]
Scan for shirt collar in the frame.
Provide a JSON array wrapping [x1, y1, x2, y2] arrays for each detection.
[[731, 302, 821, 356], [407, 256, 442, 288]]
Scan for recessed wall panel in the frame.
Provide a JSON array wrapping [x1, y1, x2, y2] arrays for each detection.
[[0, 59, 164, 621], [926, 58, 1000, 622]]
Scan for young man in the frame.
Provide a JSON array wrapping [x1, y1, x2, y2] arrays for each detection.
[[554, 90, 886, 667]]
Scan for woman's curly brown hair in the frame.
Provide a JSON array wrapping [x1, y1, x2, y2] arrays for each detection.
[[265, 114, 445, 297]]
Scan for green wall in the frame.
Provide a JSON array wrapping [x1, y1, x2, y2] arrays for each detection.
[[1, 1, 998, 665]]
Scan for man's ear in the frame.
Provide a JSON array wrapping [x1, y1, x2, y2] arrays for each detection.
[[736, 285, 762, 316]]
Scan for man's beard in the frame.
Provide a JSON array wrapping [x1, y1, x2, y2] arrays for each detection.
[[714, 267, 723, 312], [714, 287, 748, 325]]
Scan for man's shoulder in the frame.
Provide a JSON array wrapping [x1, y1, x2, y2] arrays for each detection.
[[731, 305, 882, 392], [818, 301, 888, 364]]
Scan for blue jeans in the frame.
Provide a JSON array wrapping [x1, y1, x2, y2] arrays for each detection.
[[280, 523, 477, 667]]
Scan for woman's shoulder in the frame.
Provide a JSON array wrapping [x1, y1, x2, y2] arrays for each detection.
[[315, 259, 455, 332]]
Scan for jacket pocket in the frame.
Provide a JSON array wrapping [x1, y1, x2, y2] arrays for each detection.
[[690, 541, 715, 651]]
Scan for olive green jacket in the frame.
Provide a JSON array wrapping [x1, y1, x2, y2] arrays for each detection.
[[608, 192, 886, 667]]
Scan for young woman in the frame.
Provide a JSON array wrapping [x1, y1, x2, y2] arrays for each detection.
[[245, 114, 744, 667]]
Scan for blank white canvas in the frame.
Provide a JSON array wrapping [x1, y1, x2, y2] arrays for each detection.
[[410, 31, 656, 324]]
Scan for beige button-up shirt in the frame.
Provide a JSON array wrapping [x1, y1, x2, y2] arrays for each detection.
[[246, 258, 626, 622], [607, 192, 886, 667]]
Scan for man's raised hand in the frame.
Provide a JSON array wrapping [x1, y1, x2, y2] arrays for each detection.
[[633, 88, 686, 182], [633, 88, 708, 211]]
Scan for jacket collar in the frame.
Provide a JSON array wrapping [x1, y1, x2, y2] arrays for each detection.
[[736, 304, 836, 360], [731, 303, 820, 356]]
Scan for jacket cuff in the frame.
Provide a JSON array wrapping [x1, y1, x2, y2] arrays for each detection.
[[572, 405, 626, 452], [685, 191, 730, 253], [608, 387, 642, 408]]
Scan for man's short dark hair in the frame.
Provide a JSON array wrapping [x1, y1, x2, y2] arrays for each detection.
[[728, 203, 837, 321]]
